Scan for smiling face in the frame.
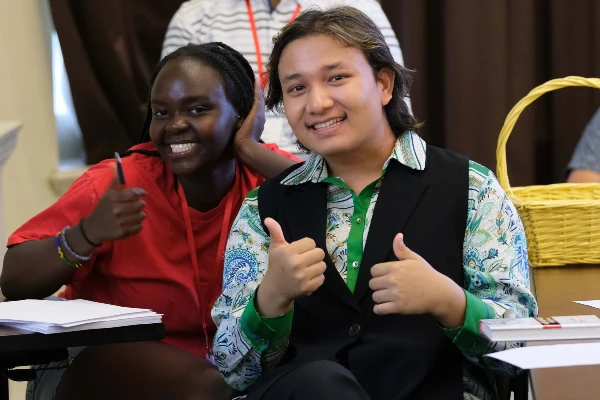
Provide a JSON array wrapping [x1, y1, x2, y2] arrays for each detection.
[[149, 57, 239, 176], [277, 34, 395, 159]]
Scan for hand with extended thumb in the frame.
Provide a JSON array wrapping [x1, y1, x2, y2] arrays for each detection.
[[83, 173, 147, 245], [256, 218, 327, 317], [369, 234, 466, 328]]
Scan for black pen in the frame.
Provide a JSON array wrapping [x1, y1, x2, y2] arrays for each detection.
[[114, 152, 126, 185]]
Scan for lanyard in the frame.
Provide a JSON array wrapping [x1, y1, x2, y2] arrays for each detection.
[[177, 176, 236, 359], [246, 0, 302, 89]]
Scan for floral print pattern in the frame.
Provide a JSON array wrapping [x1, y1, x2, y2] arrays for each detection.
[[212, 132, 538, 398]]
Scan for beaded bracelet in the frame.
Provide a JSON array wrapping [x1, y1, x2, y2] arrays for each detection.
[[60, 226, 93, 261], [55, 234, 81, 269]]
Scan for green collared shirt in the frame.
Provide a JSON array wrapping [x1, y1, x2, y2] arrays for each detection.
[[213, 132, 538, 398]]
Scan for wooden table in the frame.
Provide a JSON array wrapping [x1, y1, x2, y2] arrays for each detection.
[[528, 266, 600, 400]]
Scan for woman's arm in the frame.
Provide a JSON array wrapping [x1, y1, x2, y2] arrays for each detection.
[[235, 139, 298, 179], [234, 80, 299, 179], [1, 174, 146, 299], [1, 228, 95, 299]]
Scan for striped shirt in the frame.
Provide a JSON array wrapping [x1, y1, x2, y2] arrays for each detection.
[[162, 0, 407, 158]]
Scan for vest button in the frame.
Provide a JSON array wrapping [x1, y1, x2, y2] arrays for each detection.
[[348, 324, 361, 337]]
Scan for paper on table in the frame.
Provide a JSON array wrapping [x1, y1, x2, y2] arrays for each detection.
[[7, 315, 161, 334], [575, 300, 600, 310], [7, 311, 161, 329], [58, 312, 160, 327], [0, 324, 34, 336], [486, 342, 600, 369], [0, 299, 154, 326]]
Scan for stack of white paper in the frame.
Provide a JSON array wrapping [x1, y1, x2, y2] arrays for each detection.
[[0, 299, 162, 334], [486, 342, 600, 369], [575, 300, 600, 310]]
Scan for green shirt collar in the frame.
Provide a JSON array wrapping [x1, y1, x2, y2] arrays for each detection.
[[280, 131, 427, 186]]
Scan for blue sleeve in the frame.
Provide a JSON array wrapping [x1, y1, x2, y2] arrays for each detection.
[[569, 107, 600, 173]]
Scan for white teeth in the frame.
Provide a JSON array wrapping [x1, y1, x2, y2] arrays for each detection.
[[313, 117, 345, 130], [170, 143, 197, 153]]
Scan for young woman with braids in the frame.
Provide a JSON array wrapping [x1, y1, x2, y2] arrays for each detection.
[[0, 42, 298, 400]]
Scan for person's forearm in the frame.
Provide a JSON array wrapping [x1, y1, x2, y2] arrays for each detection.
[[431, 275, 467, 329], [1, 226, 95, 299], [235, 139, 296, 179], [567, 169, 600, 183], [255, 281, 294, 318]]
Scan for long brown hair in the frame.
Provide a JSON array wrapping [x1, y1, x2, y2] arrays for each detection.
[[265, 6, 421, 137]]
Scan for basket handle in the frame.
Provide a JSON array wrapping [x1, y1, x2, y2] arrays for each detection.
[[496, 76, 600, 197]]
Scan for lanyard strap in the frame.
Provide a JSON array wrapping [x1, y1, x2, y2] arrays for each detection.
[[246, 0, 301, 89], [177, 178, 236, 355]]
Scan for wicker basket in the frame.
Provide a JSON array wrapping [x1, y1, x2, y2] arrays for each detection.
[[496, 76, 600, 267]]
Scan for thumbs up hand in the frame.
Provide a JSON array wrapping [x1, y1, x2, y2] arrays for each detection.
[[256, 218, 327, 318], [369, 234, 466, 328], [84, 171, 147, 245]]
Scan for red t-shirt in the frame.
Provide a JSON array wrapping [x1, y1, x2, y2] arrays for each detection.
[[8, 142, 298, 358]]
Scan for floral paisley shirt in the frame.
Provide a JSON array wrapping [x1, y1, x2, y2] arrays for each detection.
[[212, 132, 538, 400]]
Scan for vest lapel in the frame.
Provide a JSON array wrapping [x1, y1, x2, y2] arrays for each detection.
[[282, 183, 360, 313], [353, 161, 429, 303]]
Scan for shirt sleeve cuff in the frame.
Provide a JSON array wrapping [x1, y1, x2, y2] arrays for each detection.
[[240, 288, 293, 352], [442, 290, 493, 356]]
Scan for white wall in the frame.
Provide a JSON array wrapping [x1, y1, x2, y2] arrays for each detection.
[[0, 1, 59, 396], [0, 0, 59, 236]]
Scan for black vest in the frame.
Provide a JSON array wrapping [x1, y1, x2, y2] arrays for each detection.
[[255, 145, 469, 400]]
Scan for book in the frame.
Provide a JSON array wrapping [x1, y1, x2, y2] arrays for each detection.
[[0, 299, 162, 334], [480, 315, 600, 342]]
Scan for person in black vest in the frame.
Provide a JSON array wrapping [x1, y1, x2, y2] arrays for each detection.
[[211, 6, 537, 400]]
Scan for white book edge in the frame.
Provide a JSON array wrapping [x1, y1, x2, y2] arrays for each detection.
[[480, 315, 600, 341], [481, 315, 600, 331]]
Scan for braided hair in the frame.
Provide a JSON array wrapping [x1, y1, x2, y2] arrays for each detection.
[[121, 42, 256, 158]]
